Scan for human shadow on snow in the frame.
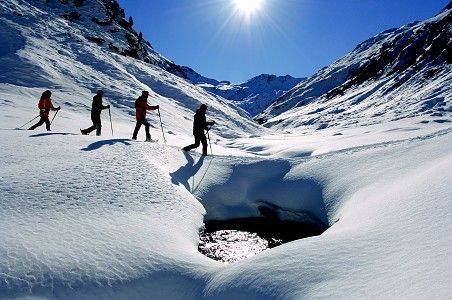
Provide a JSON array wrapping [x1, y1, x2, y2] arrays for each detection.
[[170, 152, 206, 192], [81, 139, 131, 151], [29, 132, 77, 137]]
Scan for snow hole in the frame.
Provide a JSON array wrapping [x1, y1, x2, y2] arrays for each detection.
[[196, 160, 330, 264]]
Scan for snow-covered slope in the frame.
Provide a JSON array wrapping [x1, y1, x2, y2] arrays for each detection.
[[0, 0, 260, 140], [1, 1, 452, 299], [199, 74, 303, 117], [257, 5, 452, 130], [2, 96, 451, 299]]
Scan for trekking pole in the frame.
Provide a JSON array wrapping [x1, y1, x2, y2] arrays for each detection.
[[206, 127, 213, 156], [108, 107, 114, 137], [50, 109, 59, 125], [17, 115, 40, 129], [157, 107, 167, 143]]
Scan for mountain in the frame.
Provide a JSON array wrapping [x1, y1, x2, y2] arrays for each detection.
[[176, 66, 230, 87], [173, 66, 304, 118], [197, 74, 304, 117], [0, 0, 299, 123], [256, 4, 452, 130], [0, 0, 260, 138]]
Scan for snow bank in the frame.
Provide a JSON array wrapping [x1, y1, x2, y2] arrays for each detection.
[[194, 158, 328, 227], [203, 128, 452, 299]]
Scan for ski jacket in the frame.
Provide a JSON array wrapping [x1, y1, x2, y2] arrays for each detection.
[[38, 97, 57, 117], [193, 109, 214, 136], [135, 96, 157, 121], [91, 94, 108, 114]]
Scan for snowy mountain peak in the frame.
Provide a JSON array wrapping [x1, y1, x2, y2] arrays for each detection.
[[198, 74, 304, 117]]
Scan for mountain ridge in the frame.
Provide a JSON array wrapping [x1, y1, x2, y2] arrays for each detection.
[[256, 3, 452, 130], [197, 74, 304, 117]]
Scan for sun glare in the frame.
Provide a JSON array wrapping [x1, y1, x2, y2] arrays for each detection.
[[233, 0, 262, 15]]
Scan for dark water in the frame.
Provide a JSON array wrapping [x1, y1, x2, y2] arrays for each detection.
[[198, 217, 326, 264]]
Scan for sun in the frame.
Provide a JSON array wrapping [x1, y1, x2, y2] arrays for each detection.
[[233, 0, 263, 15]]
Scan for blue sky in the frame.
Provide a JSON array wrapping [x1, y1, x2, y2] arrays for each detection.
[[117, 0, 449, 83]]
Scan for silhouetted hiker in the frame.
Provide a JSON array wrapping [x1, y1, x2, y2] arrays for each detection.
[[29, 90, 60, 131], [132, 91, 159, 141], [80, 90, 110, 136], [183, 104, 215, 156]]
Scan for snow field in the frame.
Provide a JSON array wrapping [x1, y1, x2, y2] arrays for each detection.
[[0, 126, 216, 299], [2, 94, 451, 298]]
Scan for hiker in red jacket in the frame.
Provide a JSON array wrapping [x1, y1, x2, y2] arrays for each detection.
[[132, 91, 159, 141], [29, 90, 60, 131]]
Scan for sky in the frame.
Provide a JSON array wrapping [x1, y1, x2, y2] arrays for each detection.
[[117, 0, 450, 83]]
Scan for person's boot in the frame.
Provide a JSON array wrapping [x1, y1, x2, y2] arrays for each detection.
[[80, 129, 88, 135]]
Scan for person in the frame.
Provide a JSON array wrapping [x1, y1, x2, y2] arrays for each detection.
[[183, 104, 215, 156], [29, 90, 60, 131], [80, 90, 110, 136], [132, 91, 159, 141]]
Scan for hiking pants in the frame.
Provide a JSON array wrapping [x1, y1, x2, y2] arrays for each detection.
[[183, 134, 208, 156], [132, 118, 151, 140], [29, 116, 50, 131], [82, 112, 102, 135]]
